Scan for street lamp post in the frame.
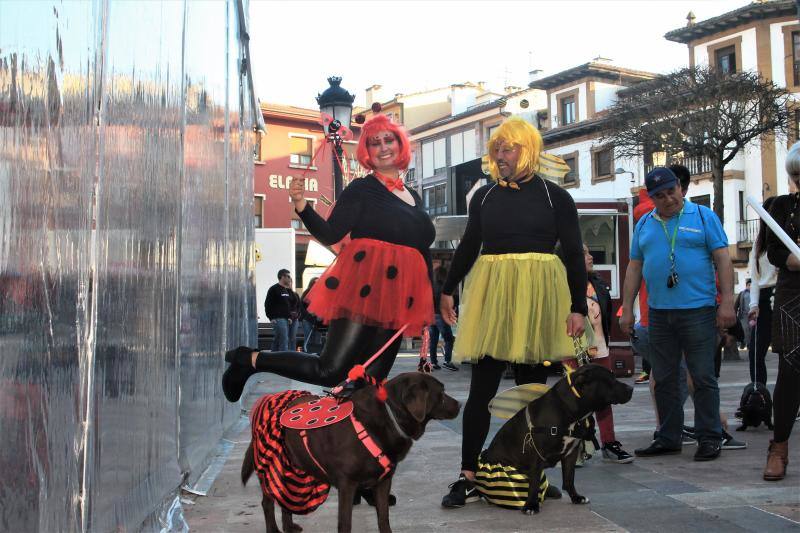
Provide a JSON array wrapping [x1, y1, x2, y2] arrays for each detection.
[[615, 167, 635, 184], [316, 76, 355, 201]]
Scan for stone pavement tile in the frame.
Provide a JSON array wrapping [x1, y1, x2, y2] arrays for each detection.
[[702, 505, 800, 532], [758, 503, 800, 524], [669, 486, 800, 509]]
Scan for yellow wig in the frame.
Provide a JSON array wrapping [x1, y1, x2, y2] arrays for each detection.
[[486, 117, 543, 181]]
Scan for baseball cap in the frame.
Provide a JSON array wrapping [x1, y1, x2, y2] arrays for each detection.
[[645, 167, 679, 196]]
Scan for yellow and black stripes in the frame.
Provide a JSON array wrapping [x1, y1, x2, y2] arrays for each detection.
[[474, 454, 548, 509]]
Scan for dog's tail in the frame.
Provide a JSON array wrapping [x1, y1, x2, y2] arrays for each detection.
[[241, 441, 255, 486]]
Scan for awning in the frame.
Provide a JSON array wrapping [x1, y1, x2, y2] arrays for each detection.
[[433, 215, 468, 242]]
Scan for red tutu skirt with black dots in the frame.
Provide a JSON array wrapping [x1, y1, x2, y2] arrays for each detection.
[[305, 238, 433, 336]]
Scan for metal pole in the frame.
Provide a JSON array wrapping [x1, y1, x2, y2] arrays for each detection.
[[332, 138, 344, 200]]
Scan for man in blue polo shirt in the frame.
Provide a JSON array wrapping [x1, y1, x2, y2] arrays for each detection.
[[620, 167, 736, 461]]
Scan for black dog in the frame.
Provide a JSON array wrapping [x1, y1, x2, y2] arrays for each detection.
[[242, 372, 460, 533], [735, 382, 773, 431], [481, 364, 633, 515]]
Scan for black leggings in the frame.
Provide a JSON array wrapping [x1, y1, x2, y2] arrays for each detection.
[[747, 287, 773, 384], [773, 353, 800, 443], [461, 356, 549, 472], [255, 318, 402, 387]]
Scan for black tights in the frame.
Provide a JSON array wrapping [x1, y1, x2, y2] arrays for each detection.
[[255, 318, 402, 388], [773, 354, 800, 443], [747, 287, 773, 384], [461, 356, 549, 472]]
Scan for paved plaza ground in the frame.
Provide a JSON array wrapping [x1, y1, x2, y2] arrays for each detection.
[[183, 353, 799, 532]]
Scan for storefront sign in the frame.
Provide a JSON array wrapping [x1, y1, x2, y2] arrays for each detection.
[[269, 174, 319, 192]]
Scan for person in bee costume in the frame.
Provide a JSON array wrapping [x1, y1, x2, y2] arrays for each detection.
[[439, 117, 588, 508]]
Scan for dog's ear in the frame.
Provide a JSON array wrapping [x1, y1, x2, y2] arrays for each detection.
[[403, 381, 431, 423]]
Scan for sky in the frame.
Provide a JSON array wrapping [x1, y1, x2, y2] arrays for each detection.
[[250, 0, 748, 109]]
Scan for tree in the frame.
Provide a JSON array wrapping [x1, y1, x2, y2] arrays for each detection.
[[602, 66, 791, 221]]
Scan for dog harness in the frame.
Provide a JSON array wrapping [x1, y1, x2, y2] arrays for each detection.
[[279, 393, 407, 481]]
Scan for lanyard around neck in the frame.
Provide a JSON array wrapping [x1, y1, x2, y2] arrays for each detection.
[[655, 205, 685, 257]]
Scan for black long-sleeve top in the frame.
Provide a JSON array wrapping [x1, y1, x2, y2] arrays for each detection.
[[265, 283, 299, 320], [766, 192, 800, 293], [442, 176, 588, 316], [296, 175, 436, 278]]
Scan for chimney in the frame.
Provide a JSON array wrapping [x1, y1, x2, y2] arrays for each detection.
[[528, 69, 544, 84], [687, 11, 696, 26], [504, 85, 523, 94], [366, 84, 383, 107]]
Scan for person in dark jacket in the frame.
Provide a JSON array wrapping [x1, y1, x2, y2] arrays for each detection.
[[299, 278, 324, 353], [762, 142, 800, 481], [264, 269, 300, 352], [429, 266, 457, 370]]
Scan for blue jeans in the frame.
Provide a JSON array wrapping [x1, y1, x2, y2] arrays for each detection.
[[649, 306, 722, 446], [633, 323, 689, 405], [429, 314, 454, 364], [302, 319, 322, 353], [271, 318, 298, 352]]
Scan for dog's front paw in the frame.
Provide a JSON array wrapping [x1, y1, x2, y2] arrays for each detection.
[[521, 503, 540, 515], [570, 495, 590, 505]]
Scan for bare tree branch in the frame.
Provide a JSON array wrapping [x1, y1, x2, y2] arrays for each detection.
[[601, 66, 791, 221]]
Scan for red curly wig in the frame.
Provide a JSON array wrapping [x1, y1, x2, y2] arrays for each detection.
[[356, 114, 412, 171]]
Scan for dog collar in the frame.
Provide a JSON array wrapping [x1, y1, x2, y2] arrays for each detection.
[[385, 400, 412, 441], [566, 371, 582, 399]]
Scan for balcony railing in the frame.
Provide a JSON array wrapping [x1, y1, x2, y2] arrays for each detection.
[[737, 218, 759, 244], [644, 155, 713, 177]]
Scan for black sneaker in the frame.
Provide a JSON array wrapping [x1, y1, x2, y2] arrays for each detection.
[[442, 361, 458, 371], [431, 363, 441, 370], [544, 484, 562, 499], [721, 432, 747, 450], [602, 441, 634, 464], [441, 475, 480, 508], [694, 441, 721, 461], [682, 426, 697, 446]]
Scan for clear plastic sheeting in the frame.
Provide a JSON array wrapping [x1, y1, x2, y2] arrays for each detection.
[[0, 1, 255, 531]]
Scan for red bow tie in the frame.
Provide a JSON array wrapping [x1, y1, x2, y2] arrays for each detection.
[[375, 173, 405, 192]]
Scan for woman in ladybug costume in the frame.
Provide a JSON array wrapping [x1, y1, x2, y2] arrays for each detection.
[[223, 115, 435, 402]]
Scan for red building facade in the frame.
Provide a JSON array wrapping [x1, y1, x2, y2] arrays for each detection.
[[254, 103, 362, 275]]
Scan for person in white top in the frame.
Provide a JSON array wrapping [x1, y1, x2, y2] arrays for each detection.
[[746, 196, 778, 385], [562, 245, 634, 464]]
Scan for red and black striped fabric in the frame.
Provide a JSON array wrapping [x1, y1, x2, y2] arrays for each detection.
[[250, 390, 331, 514]]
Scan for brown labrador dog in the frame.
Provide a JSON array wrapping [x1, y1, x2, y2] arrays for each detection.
[[242, 372, 460, 533]]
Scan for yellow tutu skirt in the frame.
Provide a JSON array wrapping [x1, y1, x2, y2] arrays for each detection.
[[453, 252, 581, 364]]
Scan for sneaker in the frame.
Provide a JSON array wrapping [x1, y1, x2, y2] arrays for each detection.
[[721, 432, 747, 450], [431, 363, 441, 370], [602, 441, 634, 464], [634, 372, 650, 384], [544, 484, 562, 499], [682, 426, 697, 446], [442, 361, 458, 371], [694, 441, 721, 461], [441, 475, 480, 508]]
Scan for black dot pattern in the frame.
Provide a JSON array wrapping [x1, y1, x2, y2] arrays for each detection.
[[386, 266, 398, 279], [360, 285, 371, 297], [407, 297, 414, 308], [325, 277, 340, 289], [354, 250, 366, 262]]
